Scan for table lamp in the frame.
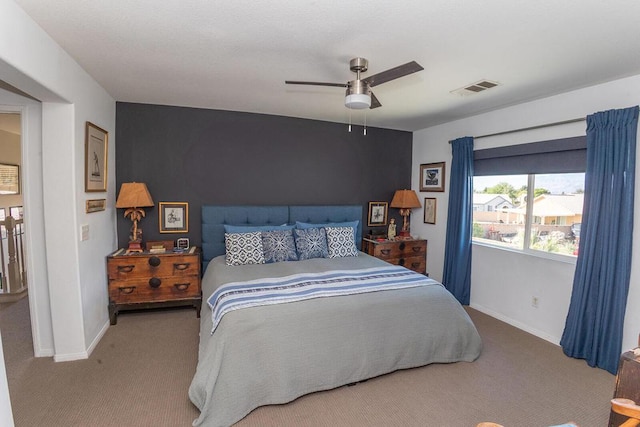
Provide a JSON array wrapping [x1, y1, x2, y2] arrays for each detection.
[[115, 182, 154, 253], [390, 189, 421, 237]]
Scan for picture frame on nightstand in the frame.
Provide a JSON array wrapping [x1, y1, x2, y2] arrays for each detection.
[[367, 201, 388, 227], [159, 202, 189, 233]]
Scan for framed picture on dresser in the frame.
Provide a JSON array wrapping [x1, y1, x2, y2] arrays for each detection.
[[367, 201, 388, 227], [159, 202, 189, 233]]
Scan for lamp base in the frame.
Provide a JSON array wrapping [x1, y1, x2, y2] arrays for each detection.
[[125, 240, 144, 254], [399, 230, 411, 238]]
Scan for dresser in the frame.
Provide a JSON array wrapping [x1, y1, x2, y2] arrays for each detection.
[[107, 247, 202, 325], [362, 238, 427, 274], [609, 349, 640, 426]]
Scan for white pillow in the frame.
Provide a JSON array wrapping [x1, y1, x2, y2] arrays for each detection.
[[325, 226, 359, 258], [225, 232, 265, 266]]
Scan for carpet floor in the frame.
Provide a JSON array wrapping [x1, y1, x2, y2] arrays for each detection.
[[1, 297, 615, 426]]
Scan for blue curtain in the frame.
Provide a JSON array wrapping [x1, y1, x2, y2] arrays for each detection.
[[443, 136, 474, 304], [560, 106, 638, 374]]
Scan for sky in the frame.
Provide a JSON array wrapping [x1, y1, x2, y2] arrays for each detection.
[[473, 173, 585, 195]]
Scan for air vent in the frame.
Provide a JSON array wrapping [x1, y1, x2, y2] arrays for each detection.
[[450, 79, 500, 96]]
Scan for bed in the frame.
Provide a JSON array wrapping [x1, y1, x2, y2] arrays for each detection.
[[189, 205, 482, 426]]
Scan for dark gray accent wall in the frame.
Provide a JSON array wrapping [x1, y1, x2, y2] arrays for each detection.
[[115, 102, 413, 248]]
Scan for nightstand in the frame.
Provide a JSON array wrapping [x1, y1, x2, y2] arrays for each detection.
[[362, 238, 427, 274], [106, 247, 202, 325]]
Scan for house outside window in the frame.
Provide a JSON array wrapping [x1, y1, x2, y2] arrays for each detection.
[[472, 173, 585, 258]]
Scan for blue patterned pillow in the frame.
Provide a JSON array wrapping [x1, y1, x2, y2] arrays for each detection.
[[294, 227, 328, 260], [262, 229, 298, 263], [225, 232, 265, 266], [325, 226, 359, 258]]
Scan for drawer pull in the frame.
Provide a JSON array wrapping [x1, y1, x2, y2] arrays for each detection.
[[398, 258, 405, 266], [399, 242, 406, 251], [380, 249, 391, 256], [174, 283, 191, 291], [149, 277, 162, 288], [117, 265, 135, 273], [411, 262, 421, 268], [174, 262, 191, 271], [149, 256, 161, 267], [118, 286, 136, 294], [412, 246, 423, 253]]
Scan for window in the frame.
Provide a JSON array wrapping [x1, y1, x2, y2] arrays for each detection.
[[472, 173, 585, 257]]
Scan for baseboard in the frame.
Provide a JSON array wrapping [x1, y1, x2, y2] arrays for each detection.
[[54, 351, 88, 362], [470, 303, 561, 345], [85, 320, 109, 358], [53, 320, 109, 362]]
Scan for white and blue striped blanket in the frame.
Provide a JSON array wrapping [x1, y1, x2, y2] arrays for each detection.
[[207, 265, 438, 334]]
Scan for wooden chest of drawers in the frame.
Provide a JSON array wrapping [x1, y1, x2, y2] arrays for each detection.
[[362, 238, 427, 274], [107, 248, 202, 325]]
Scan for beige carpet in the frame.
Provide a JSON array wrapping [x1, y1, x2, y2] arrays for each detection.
[[1, 297, 615, 427]]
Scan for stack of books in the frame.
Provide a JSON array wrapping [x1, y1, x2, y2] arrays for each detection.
[[148, 244, 167, 254]]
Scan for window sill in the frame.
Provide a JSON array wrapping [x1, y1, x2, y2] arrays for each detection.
[[472, 239, 578, 265]]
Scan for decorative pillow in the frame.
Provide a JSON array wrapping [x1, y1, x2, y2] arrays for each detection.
[[325, 226, 359, 258], [262, 229, 298, 263], [225, 232, 265, 266], [224, 224, 293, 233], [295, 220, 359, 243], [294, 227, 329, 260]]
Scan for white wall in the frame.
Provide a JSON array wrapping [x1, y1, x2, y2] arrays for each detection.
[[0, 330, 14, 426], [0, 0, 116, 365], [412, 74, 640, 352]]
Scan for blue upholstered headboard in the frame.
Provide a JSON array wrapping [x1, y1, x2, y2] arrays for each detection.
[[201, 205, 363, 271]]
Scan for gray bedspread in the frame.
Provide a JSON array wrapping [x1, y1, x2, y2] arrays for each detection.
[[188, 253, 482, 426]]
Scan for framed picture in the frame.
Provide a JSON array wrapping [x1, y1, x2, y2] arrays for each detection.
[[86, 198, 106, 213], [367, 201, 388, 227], [85, 122, 108, 192], [9, 206, 23, 219], [424, 197, 437, 224], [0, 163, 20, 195], [159, 202, 189, 233], [420, 162, 445, 192]]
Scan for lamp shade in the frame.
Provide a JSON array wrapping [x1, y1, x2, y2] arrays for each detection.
[[115, 182, 154, 208], [390, 189, 421, 209]]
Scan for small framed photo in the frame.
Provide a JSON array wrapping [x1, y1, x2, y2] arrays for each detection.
[[85, 122, 108, 192], [159, 202, 189, 233], [177, 238, 190, 249], [85, 198, 106, 213], [9, 206, 23, 219], [0, 163, 20, 195], [367, 201, 388, 227], [424, 198, 437, 224], [420, 162, 445, 192]]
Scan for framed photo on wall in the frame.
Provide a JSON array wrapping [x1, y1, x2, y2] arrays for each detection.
[[159, 202, 189, 233], [424, 197, 437, 224], [367, 201, 388, 227], [85, 122, 108, 192], [419, 162, 445, 192], [86, 199, 106, 213], [0, 163, 20, 195]]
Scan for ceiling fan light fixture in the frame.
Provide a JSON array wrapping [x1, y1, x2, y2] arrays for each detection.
[[345, 93, 371, 109]]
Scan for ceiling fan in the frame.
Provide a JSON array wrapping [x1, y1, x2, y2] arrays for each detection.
[[285, 57, 424, 110]]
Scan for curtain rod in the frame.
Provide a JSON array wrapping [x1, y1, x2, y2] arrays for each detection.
[[449, 117, 586, 142]]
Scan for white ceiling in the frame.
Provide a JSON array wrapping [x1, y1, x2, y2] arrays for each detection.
[[12, 0, 640, 131]]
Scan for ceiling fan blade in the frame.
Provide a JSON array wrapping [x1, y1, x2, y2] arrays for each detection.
[[285, 80, 347, 88], [370, 91, 382, 109], [363, 61, 424, 87]]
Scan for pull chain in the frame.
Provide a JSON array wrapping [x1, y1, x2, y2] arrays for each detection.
[[348, 108, 352, 132], [363, 110, 367, 136]]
